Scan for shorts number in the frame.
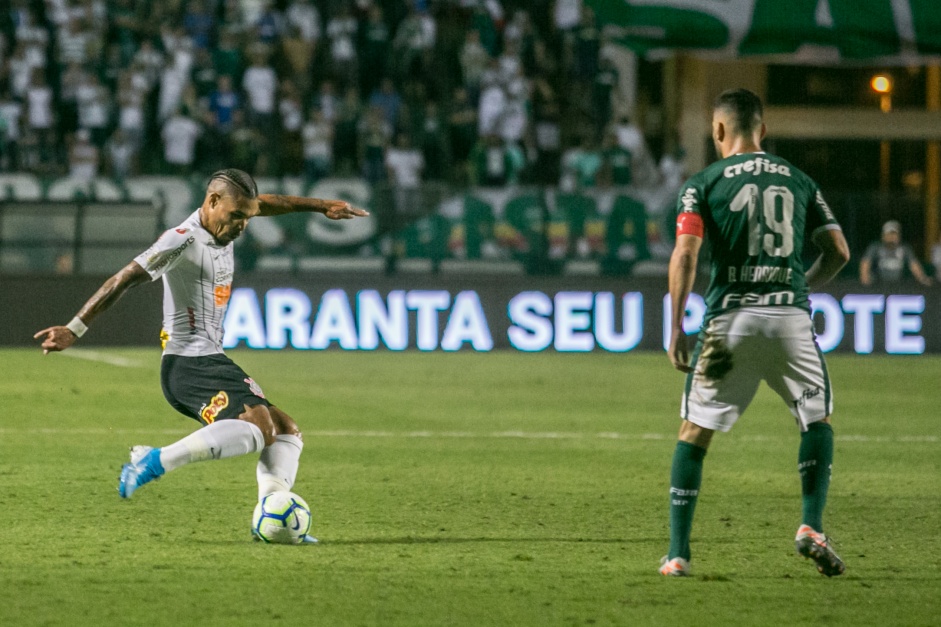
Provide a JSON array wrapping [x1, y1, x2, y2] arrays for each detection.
[[729, 184, 795, 257]]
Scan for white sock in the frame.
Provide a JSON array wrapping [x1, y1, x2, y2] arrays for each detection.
[[256, 434, 304, 499], [159, 420, 265, 473]]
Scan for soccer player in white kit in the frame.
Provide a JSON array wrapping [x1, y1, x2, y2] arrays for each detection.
[[34, 169, 368, 541]]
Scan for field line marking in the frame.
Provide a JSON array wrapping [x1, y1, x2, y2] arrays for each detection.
[[61, 349, 144, 368], [0, 428, 935, 443]]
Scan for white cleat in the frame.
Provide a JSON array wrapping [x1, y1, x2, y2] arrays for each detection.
[[659, 555, 691, 576]]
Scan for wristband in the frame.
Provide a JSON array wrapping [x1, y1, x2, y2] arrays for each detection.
[[66, 316, 88, 338]]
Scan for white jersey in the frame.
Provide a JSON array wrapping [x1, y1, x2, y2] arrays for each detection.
[[134, 210, 234, 357]]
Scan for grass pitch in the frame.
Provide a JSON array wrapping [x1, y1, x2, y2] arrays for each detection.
[[0, 348, 938, 626]]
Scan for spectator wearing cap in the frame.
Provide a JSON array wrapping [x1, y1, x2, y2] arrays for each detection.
[[860, 220, 932, 286]]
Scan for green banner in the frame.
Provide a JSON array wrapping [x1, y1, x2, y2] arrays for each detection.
[[587, 0, 941, 63]]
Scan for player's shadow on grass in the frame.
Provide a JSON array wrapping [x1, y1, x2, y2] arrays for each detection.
[[321, 536, 653, 546]]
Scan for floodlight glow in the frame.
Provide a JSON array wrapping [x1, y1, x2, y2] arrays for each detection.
[[871, 75, 892, 94]]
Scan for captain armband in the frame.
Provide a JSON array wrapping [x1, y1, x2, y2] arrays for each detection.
[[676, 212, 704, 238]]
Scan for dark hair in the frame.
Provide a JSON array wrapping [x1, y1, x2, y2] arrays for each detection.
[[209, 168, 258, 199], [714, 88, 763, 135]]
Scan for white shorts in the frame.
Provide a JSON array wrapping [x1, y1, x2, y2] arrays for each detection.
[[681, 306, 833, 433]]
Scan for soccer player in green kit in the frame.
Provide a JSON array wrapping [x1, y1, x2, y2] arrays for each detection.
[[660, 89, 851, 577]]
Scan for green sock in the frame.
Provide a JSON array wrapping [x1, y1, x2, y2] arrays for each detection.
[[798, 421, 834, 532], [668, 441, 707, 561]]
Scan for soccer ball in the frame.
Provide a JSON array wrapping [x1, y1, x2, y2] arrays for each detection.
[[251, 491, 312, 544]]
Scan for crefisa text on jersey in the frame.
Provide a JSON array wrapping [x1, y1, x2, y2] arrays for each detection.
[[724, 157, 791, 178]]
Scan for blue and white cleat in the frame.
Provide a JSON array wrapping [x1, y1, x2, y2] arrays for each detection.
[[118, 445, 165, 499]]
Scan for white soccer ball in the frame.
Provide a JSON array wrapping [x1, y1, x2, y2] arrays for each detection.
[[251, 491, 312, 544]]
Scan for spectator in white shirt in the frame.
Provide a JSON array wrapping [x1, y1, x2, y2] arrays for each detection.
[[68, 128, 99, 181], [613, 114, 657, 185], [9, 43, 39, 97], [325, 5, 358, 88], [554, 0, 583, 32], [105, 128, 138, 180], [25, 72, 55, 161], [459, 29, 490, 101], [385, 133, 425, 189], [161, 107, 202, 174], [242, 51, 278, 136], [76, 73, 112, 145], [56, 17, 91, 67], [117, 74, 146, 148], [311, 80, 339, 124], [14, 8, 49, 70], [58, 62, 88, 134], [392, 7, 436, 82], [302, 108, 334, 184], [477, 80, 506, 137], [286, 0, 321, 43], [157, 59, 189, 122], [385, 133, 425, 232], [499, 72, 529, 144], [278, 80, 305, 174], [0, 90, 23, 170], [497, 39, 523, 85], [132, 39, 165, 89]]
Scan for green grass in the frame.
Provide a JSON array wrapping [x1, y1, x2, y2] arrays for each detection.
[[0, 348, 938, 626]]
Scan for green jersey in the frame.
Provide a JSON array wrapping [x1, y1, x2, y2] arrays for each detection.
[[675, 152, 841, 322]]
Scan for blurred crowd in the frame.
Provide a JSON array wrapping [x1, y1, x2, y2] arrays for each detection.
[[0, 0, 670, 191]]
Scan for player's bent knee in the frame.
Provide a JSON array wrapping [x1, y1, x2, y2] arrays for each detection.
[[679, 419, 715, 448], [238, 404, 277, 447], [269, 406, 302, 439]]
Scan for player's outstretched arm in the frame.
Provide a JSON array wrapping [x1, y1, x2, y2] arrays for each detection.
[[33, 261, 151, 354], [256, 194, 369, 220], [807, 228, 851, 290]]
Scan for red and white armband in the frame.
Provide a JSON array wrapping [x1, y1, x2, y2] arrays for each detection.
[[676, 212, 704, 238]]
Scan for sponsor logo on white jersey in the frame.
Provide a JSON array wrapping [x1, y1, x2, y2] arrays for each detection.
[[147, 235, 195, 272]]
